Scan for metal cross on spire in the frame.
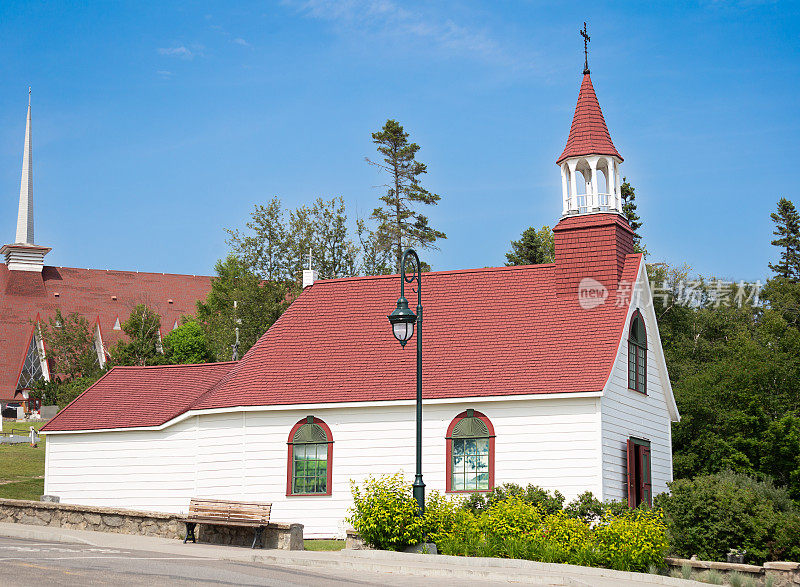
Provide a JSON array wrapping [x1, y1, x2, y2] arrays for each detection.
[[580, 22, 590, 75]]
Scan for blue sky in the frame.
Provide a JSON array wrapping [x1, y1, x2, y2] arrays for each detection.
[[0, 1, 797, 281]]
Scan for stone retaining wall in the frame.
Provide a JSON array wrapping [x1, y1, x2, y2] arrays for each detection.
[[665, 557, 800, 587], [0, 498, 303, 550]]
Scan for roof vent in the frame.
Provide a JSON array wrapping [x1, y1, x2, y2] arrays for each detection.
[[111, 295, 117, 301], [168, 299, 173, 304], [53, 292, 59, 297]]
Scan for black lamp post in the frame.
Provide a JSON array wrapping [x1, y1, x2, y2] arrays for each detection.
[[387, 248, 425, 515]]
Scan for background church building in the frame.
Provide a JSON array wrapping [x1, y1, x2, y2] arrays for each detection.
[[42, 66, 680, 539], [0, 92, 212, 412]]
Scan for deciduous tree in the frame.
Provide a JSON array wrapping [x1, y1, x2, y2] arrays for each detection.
[[109, 304, 166, 366], [163, 318, 215, 364], [195, 255, 291, 361], [38, 310, 99, 380]]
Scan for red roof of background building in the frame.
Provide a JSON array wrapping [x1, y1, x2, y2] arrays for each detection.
[[557, 73, 622, 165], [45, 245, 643, 432], [0, 264, 212, 402]]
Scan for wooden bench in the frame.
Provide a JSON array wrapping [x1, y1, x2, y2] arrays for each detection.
[[180, 498, 272, 549]]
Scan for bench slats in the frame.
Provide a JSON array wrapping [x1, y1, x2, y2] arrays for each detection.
[[181, 498, 272, 526]]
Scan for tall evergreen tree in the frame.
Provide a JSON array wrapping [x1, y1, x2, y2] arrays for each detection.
[[505, 225, 555, 266], [620, 178, 646, 256], [768, 198, 800, 282], [367, 119, 446, 271]]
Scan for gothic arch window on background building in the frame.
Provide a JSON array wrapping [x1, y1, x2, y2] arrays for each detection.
[[446, 410, 495, 493], [17, 331, 44, 391], [287, 417, 333, 496]]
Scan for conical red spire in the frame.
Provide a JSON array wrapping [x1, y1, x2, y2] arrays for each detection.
[[556, 73, 622, 165]]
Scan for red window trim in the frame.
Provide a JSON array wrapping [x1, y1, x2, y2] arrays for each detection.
[[286, 416, 333, 497], [628, 309, 647, 395], [445, 409, 496, 494]]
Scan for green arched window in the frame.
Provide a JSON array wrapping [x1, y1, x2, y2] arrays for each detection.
[[628, 311, 647, 394], [287, 417, 332, 496], [447, 410, 495, 493]]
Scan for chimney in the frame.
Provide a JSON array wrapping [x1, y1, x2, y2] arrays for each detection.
[[552, 213, 635, 297], [302, 269, 318, 289]]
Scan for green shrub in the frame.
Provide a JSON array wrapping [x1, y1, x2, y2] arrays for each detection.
[[347, 473, 424, 550], [463, 483, 564, 515], [349, 476, 668, 572], [423, 490, 475, 546], [655, 471, 800, 563], [564, 491, 629, 523], [593, 508, 669, 572]]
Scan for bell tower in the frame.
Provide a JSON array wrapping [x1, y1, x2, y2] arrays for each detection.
[[552, 26, 635, 297], [556, 25, 624, 217]]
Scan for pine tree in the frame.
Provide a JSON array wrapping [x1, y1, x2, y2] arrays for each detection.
[[505, 226, 555, 266], [620, 178, 646, 256], [768, 198, 800, 282], [367, 119, 446, 271]]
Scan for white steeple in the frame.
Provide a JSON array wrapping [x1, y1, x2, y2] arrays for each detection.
[[2, 89, 50, 272], [16, 88, 34, 244]]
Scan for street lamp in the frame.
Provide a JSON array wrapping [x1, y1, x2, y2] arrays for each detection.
[[387, 248, 425, 515]]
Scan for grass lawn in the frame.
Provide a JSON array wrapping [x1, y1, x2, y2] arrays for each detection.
[[304, 539, 345, 551], [0, 420, 47, 501]]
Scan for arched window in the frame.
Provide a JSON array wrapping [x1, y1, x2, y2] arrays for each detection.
[[286, 416, 333, 496], [628, 311, 647, 394], [446, 410, 495, 493]]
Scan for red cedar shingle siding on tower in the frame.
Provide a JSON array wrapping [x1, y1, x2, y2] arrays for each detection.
[[43, 362, 236, 432], [44, 222, 643, 432], [0, 264, 212, 402], [556, 73, 622, 165], [553, 214, 636, 296]]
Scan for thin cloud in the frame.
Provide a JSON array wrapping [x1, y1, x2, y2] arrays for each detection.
[[158, 46, 195, 59], [232, 37, 251, 47], [284, 0, 528, 67], [156, 70, 173, 78]]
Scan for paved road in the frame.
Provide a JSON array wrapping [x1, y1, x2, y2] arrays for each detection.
[[0, 536, 514, 586]]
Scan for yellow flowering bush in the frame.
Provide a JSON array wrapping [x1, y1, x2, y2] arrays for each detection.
[[424, 490, 477, 545], [483, 496, 545, 541], [593, 508, 669, 572], [349, 476, 669, 572], [347, 473, 424, 551], [538, 511, 593, 553]]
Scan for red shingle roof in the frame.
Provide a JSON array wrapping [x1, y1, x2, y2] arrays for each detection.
[[45, 239, 643, 432], [42, 362, 236, 431], [557, 73, 622, 165], [0, 264, 212, 401]]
